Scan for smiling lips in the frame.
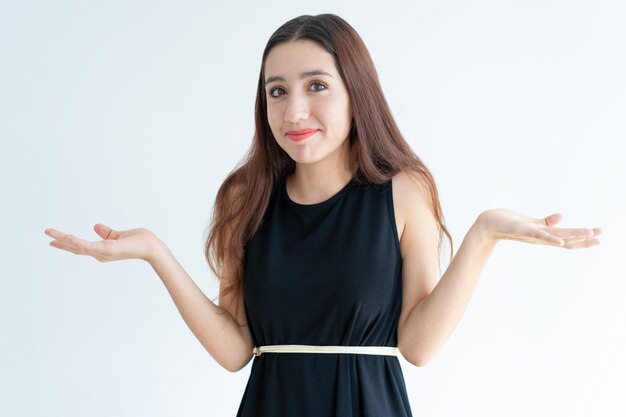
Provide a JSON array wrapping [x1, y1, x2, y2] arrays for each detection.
[[286, 128, 319, 142]]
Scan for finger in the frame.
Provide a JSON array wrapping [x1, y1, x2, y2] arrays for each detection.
[[546, 227, 595, 239], [94, 224, 117, 240], [540, 213, 563, 227], [44, 228, 64, 238], [560, 238, 601, 250], [544, 229, 603, 248], [46, 229, 77, 246], [565, 227, 602, 242], [542, 230, 599, 247], [48, 233, 82, 254], [51, 233, 104, 256], [562, 229, 603, 243], [50, 239, 86, 255], [61, 234, 91, 254], [44, 228, 108, 260], [536, 230, 565, 246], [561, 237, 591, 245], [537, 230, 597, 246]]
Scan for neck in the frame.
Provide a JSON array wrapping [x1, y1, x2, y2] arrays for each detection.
[[287, 142, 353, 205]]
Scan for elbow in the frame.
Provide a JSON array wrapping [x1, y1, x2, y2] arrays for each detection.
[[399, 343, 433, 367], [207, 333, 255, 372], [406, 355, 431, 367], [222, 361, 240, 373], [207, 343, 253, 372], [221, 352, 254, 373], [403, 351, 428, 367]]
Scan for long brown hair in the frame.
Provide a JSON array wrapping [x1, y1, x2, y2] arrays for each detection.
[[204, 14, 453, 326]]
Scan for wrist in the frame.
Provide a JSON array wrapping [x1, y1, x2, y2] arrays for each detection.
[[473, 211, 499, 246], [144, 234, 168, 265]]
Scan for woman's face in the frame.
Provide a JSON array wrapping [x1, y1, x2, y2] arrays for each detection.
[[264, 40, 352, 165]]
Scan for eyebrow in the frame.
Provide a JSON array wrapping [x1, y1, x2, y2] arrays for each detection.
[[265, 70, 334, 85]]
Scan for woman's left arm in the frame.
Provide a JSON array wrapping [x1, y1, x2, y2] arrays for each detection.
[[399, 209, 602, 366]]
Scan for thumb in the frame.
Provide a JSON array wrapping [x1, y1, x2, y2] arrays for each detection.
[[94, 223, 116, 240], [544, 213, 563, 227]]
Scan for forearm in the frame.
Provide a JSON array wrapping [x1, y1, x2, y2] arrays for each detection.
[[400, 217, 497, 366], [146, 238, 252, 372]]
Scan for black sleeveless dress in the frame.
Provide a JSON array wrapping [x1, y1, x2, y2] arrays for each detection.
[[236, 175, 413, 417]]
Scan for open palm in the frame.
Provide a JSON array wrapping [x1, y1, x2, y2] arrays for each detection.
[[478, 209, 602, 249], [44, 224, 158, 262]]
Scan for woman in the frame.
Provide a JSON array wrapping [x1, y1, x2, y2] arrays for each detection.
[[44, 13, 601, 417]]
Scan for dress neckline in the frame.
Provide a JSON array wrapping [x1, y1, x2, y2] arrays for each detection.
[[283, 176, 354, 208]]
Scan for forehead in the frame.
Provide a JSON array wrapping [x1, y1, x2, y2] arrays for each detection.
[[264, 40, 337, 77]]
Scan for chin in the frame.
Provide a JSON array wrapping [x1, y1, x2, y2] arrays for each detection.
[[288, 154, 324, 165], [280, 144, 322, 164]]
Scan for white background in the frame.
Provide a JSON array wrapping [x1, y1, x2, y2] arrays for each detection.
[[1, 1, 624, 416]]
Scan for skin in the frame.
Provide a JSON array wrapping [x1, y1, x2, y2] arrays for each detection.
[[264, 39, 354, 204], [43, 40, 603, 370], [394, 198, 602, 365]]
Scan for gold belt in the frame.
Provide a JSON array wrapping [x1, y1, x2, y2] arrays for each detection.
[[252, 344, 400, 357]]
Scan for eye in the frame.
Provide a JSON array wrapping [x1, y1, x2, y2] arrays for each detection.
[[267, 82, 328, 98], [310, 81, 327, 92], [268, 87, 285, 98]]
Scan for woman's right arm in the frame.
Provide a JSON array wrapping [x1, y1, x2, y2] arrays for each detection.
[[45, 223, 254, 373], [148, 237, 254, 372]]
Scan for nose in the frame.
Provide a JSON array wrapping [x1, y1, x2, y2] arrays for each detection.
[[283, 93, 310, 123]]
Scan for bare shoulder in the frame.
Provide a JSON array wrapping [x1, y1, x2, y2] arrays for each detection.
[[390, 169, 436, 258]]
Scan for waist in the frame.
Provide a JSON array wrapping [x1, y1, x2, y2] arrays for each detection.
[[252, 344, 399, 357]]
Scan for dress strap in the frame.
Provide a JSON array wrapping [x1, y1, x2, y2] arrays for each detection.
[[252, 344, 400, 357]]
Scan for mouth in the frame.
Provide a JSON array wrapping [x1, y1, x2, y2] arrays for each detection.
[[286, 129, 319, 142]]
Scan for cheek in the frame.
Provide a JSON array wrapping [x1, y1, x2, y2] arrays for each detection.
[[317, 98, 350, 125], [314, 103, 335, 124], [319, 109, 349, 134]]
